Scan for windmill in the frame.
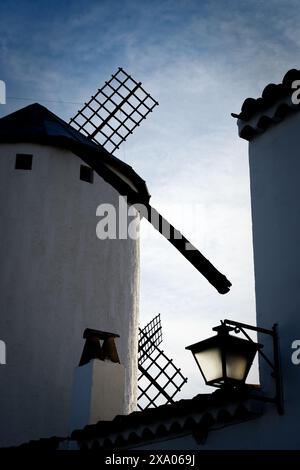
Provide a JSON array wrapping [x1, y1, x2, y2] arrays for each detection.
[[70, 67, 232, 295]]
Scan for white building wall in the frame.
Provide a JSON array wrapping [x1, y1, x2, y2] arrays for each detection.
[[69, 359, 125, 433], [246, 112, 300, 448], [0, 142, 140, 446]]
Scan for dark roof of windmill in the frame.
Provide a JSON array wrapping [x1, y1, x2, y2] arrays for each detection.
[[69, 389, 262, 450], [232, 69, 300, 141], [0, 103, 150, 204]]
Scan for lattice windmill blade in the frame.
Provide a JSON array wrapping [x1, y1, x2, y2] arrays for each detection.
[[70, 67, 159, 154], [138, 313, 162, 365], [70, 68, 232, 294], [138, 314, 188, 411]]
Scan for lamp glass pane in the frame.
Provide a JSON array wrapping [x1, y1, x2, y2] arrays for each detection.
[[226, 352, 248, 380], [195, 347, 222, 382]]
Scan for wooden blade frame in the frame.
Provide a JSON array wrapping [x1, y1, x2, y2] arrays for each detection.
[[138, 316, 188, 410], [138, 314, 162, 365], [70, 67, 158, 154], [70, 68, 232, 294]]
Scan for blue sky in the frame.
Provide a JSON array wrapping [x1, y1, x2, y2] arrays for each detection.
[[1, 0, 299, 398]]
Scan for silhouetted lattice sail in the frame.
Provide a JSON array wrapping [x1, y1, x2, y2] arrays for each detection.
[[139, 314, 162, 365], [138, 315, 188, 410], [69, 68, 232, 294], [69, 67, 158, 154]]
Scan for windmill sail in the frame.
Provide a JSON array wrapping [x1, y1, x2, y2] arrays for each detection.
[[138, 314, 187, 410], [70, 68, 232, 294], [138, 314, 162, 365], [144, 205, 231, 294], [70, 67, 158, 154]]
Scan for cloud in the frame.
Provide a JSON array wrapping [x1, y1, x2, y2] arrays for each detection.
[[1, 0, 299, 397]]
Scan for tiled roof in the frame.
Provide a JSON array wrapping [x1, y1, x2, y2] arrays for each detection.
[[11, 390, 262, 450], [0, 103, 150, 204], [69, 389, 262, 450], [232, 69, 300, 141]]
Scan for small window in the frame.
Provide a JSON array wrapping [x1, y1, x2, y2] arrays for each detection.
[[15, 154, 33, 170], [80, 165, 94, 184]]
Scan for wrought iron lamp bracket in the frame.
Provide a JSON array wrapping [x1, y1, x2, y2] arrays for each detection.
[[223, 319, 284, 414]]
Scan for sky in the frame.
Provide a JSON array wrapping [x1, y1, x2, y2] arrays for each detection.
[[0, 0, 299, 399]]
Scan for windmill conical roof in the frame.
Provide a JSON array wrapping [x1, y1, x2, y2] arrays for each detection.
[[0, 103, 150, 203]]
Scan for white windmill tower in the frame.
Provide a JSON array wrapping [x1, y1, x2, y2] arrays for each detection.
[[0, 68, 231, 446]]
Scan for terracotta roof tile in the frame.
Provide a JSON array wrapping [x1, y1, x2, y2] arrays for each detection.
[[232, 69, 300, 141], [70, 389, 262, 449]]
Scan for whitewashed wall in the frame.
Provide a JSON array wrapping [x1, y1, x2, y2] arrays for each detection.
[[246, 111, 300, 448], [0, 142, 140, 446]]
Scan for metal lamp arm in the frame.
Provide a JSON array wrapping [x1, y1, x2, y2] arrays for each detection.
[[223, 319, 284, 414]]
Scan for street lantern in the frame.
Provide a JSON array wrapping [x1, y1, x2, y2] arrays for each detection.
[[186, 322, 262, 389], [186, 319, 284, 414]]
